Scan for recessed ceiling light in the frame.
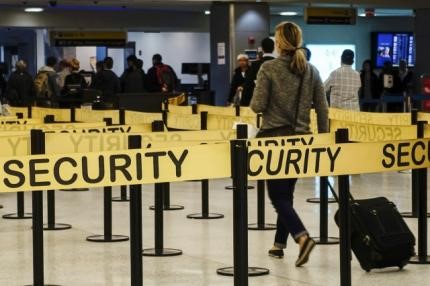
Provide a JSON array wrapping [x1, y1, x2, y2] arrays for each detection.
[[24, 7, 44, 12], [280, 11, 298, 16], [205, 10, 211, 15]]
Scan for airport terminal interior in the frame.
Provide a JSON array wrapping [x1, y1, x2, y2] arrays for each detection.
[[0, 0, 430, 286]]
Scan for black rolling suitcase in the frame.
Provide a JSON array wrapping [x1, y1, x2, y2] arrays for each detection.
[[331, 185, 415, 272]]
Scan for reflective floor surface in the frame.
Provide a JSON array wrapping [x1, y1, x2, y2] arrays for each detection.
[[0, 171, 428, 285]]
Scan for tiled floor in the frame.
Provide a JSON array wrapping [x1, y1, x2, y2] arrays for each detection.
[[0, 172, 428, 286]]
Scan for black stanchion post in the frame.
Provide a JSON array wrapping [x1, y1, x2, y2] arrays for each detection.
[[217, 136, 269, 280], [312, 176, 339, 245], [43, 116, 72, 231], [336, 128, 351, 286], [192, 104, 198, 115], [112, 109, 130, 202], [248, 180, 275, 230], [187, 111, 224, 220], [143, 121, 183, 257], [87, 117, 129, 243], [235, 105, 240, 117], [401, 109, 430, 218], [128, 135, 143, 286], [149, 121, 184, 211], [28, 104, 32, 119], [225, 122, 254, 191], [70, 107, 76, 123], [29, 129, 60, 286], [410, 121, 430, 264]]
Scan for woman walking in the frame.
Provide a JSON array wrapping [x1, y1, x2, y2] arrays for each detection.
[[250, 21, 329, 267]]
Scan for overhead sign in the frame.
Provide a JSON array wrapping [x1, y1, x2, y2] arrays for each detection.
[[50, 31, 127, 47], [305, 7, 357, 25]]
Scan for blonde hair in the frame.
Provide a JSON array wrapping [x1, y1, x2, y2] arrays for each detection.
[[237, 54, 249, 61], [70, 58, 80, 71], [275, 21, 307, 75]]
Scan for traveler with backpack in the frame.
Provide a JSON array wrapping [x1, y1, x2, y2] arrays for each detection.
[[34, 56, 61, 105], [63, 58, 88, 94], [250, 21, 329, 267], [146, 54, 178, 92], [94, 57, 121, 100], [6, 60, 35, 106]]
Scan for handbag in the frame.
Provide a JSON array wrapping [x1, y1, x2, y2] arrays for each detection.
[[256, 71, 305, 138]]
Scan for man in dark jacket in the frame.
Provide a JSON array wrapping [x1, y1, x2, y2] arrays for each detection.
[[120, 55, 145, 93], [94, 57, 121, 100], [241, 38, 275, 106], [146, 54, 178, 92], [6, 60, 34, 106]]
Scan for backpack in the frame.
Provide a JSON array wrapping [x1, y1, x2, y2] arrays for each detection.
[[155, 65, 176, 92], [34, 71, 52, 98]]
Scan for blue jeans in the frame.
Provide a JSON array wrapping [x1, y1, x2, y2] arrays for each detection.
[[267, 178, 308, 249]]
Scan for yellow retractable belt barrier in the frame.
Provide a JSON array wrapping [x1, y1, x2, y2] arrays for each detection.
[[0, 143, 231, 192], [329, 108, 411, 126], [330, 119, 417, 142], [207, 114, 257, 130], [31, 107, 71, 122], [8, 106, 29, 118], [0, 121, 106, 132], [166, 105, 193, 115], [247, 133, 336, 146], [167, 113, 201, 130], [125, 111, 163, 124], [198, 105, 236, 116], [75, 109, 120, 124], [0, 118, 42, 125], [249, 139, 430, 180]]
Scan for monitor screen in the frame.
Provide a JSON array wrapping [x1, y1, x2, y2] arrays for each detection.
[[373, 32, 415, 68], [181, 63, 210, 75], [306, 44, 356, 82]]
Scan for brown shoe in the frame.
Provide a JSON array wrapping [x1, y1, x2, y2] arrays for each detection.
[[295, 237, 316, 267]]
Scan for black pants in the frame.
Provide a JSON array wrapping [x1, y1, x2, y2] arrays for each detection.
[[267, 178, 308, 249]]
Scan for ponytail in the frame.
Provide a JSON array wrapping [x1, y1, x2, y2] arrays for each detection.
[[275, 21, 307, 75]]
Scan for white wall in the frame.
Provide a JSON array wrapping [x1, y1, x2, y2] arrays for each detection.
[[128, 32, 210, 84], [75, 47, 97, 72], [36, 29, 45, 71]]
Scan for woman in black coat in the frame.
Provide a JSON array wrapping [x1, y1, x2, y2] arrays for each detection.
[[6, 60, 34, 106], [359, 60, 381, 111]]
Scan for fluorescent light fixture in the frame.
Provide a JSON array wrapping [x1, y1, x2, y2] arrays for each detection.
[[25, 7, 44, 12], [358, 13, 367, 17], [280, 11, 298, 16], [205, 10, 211, 15]]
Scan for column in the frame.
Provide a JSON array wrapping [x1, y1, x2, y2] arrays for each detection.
[[210, 3, 270, 105], [415, 9, 430, 82]]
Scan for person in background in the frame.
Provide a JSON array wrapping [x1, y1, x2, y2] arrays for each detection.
[[94, 57, 120, 100], [251, 21, 328, 267], [359, 60, 380, 111], [6, 60, 34, 106], [228, 54, 249, 105], [120, 55, 145, 93], [0, 62, 8, 101], [379, 61, 402, 112], [324, 49, 361, 110], [34, 56, 61, 101], [399, 60, 414, 94], [63, 58, 87, 94], [57, 60, 70, 89], [303, 47, 312, 61], [136, 59, 146, 91], [146, 54, 178, 92], [242, 38, 275, 106]]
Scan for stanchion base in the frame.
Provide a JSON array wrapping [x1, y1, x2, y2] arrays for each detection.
[[142, 248, 183, 257], [149, 205, 185, 211], [400, 211, 430, 218], [43, 223, 72, 231], [86, 234, 129, 243], [187, 213, 224, 220], [306, 197, 336, 204], [225, 186, 255, 190], [112, 197, 130, 202], [248, 223, 276, 231], [2, 213, 32, 220], [312, 237, 340, 245], [59, 188, 89, 192], [216, 266, 270, 277], [409, 255, 430, 264]]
